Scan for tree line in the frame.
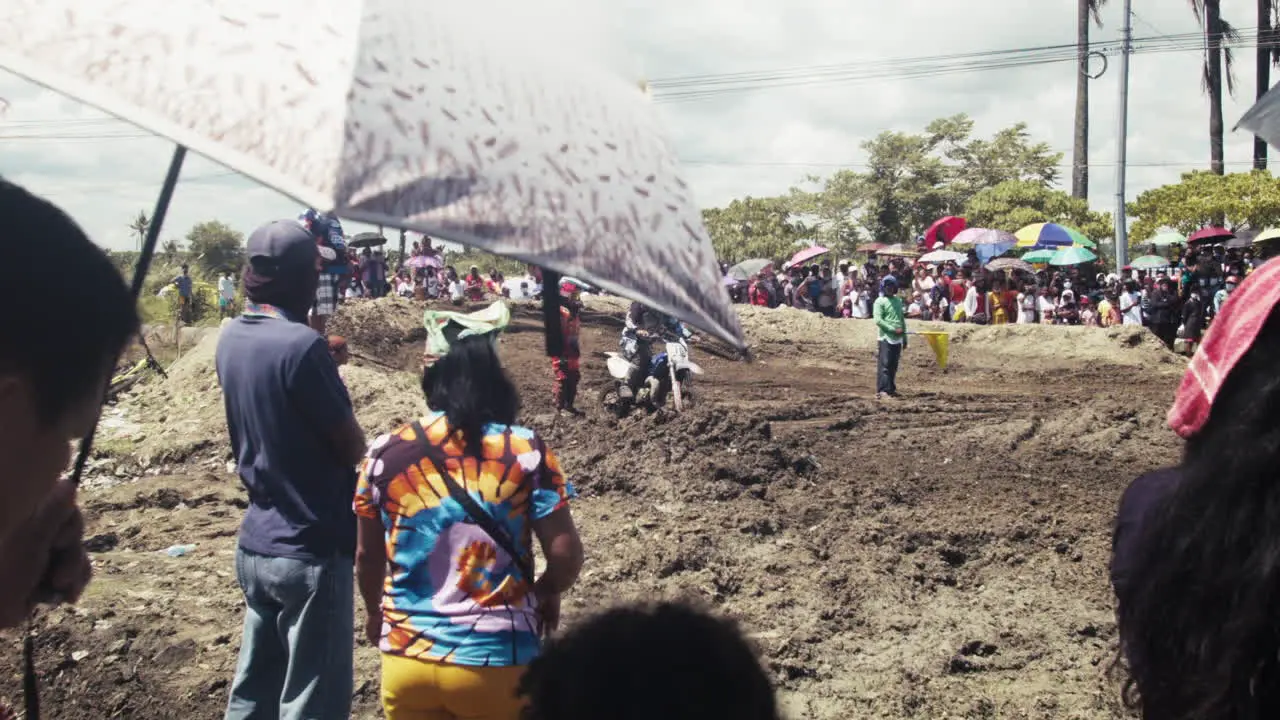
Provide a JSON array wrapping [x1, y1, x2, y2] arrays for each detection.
[[702, 113, 1280, 266]]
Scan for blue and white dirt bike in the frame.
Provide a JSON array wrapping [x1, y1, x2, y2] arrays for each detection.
[[600, 332, 704, 416]]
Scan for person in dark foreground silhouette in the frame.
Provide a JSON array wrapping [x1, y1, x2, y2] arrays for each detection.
[[518, 602, 780, 720], [1112, 260, 1280, 718]]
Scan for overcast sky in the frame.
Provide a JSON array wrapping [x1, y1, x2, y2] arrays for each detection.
[[0, 0, 1269, 251]]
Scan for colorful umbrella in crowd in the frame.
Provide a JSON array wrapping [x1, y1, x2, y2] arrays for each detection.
[[406, 254, 443, 269], [1015, 223, 1096, 249], [951, 228, 1017, 264], [1130, 255, 1171, 270], [857, 242, 888, 253], [1049, 246, 1098, 266], [923, 215, 966, 249], [1150, 231, 1188, 247], [918, 249, 966, 264], [348, 231, 388, 248], [0, 0, 745, 349], [727, 258, 772, 281], [1254, 228, 1280, 244], [1188, 226, 1235, 245], [1022, 248, 1057, 264], [985, 257, 1035, 274], [784, 245, 830, 269]]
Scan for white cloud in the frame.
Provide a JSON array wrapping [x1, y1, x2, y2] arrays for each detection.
[[0, 0, 1270, 252]]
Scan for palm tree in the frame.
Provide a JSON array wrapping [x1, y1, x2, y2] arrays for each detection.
[[128, 211, 150, 252], [1191, 0, 1239, 175], [1256, 0, 1279, 169], [1072, 0, 1107, 200]]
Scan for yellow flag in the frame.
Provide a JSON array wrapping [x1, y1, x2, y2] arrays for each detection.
[[917, 331, 949, 370]]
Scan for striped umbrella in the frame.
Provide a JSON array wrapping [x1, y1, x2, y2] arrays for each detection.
[[1021, 248, 1056, 264], [1049, 246, 1098, 266], [1015, 223, 1096, 249], [1150, 231, 1187, 247]]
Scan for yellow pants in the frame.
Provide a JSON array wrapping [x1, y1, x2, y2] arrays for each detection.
[[381, 653, 527, 720]]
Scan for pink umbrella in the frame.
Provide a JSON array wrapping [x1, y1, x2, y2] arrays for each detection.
[[784, 245, 830, 269], [407, 254, 442, 269], [1188, 226, 1235, 245], [924, 216, 967, 249]]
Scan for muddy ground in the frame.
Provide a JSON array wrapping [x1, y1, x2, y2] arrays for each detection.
[[0, 296, 1183, 719]]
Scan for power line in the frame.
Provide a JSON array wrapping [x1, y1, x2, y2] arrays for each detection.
[[679, 157, 1258, 170], [650, 28, 1271, 103]]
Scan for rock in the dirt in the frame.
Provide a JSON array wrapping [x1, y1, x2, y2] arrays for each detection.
[[85, 532, 119, 553], [70, 650, 90, 663]]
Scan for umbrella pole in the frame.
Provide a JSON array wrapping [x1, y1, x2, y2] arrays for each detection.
[[23, 144, 187, 720]]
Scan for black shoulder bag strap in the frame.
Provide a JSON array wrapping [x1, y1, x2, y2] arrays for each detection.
[[409, 421, 537, 586]]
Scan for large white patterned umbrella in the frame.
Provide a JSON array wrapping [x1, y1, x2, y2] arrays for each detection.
[[0, 0, 743, 348]]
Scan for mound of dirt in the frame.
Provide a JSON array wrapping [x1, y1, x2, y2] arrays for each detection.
[[327, 296, 426, 368], [103, 326, 430, 471]]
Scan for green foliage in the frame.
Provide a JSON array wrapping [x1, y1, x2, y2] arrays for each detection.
[[701, 197, 803, 265], [185, 220, 245, 277], [1127, 170, 1280, 242], [700, 115, 1067, 261], [965, 180, 1113, 242]]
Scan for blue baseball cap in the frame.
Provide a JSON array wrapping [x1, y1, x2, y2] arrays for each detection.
[[247, 219, 335, 277]]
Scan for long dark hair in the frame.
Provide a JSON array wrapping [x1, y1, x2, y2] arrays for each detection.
[[1118, 306, 1280, 718], [421, 330, 520, 457]]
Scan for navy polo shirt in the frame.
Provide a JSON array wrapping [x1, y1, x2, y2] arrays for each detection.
[[216, 313, 358, 560]]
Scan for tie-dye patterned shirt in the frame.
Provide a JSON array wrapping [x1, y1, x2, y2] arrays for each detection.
[[354, 412, 575, 666]]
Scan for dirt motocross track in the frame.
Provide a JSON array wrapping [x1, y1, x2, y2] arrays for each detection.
[[0, 297, 1184, 719]]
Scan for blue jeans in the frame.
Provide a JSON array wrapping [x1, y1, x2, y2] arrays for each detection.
[[225, 547, 354, 720]]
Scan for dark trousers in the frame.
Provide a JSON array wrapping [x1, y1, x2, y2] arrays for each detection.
[[1154, 322, 1177, 351], [877, 340, 902, 396]]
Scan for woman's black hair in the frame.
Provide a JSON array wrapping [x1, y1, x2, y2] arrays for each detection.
[[518, 602, 780, 720], [421, 329, 519, 457], [0, 179, 139, 425], [1118, 304, 1280, 718]]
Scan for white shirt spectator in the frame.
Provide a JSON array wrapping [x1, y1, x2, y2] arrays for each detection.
[[1119, 290, 1143, 325]]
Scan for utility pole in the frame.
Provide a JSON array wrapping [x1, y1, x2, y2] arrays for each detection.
[[1114, 0, 1132, 270]]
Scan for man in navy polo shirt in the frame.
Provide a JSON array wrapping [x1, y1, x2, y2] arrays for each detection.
[[217, 219, 367, 720]]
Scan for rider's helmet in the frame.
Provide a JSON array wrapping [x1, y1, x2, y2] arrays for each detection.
[[880, 275, 899, 294], [560, 279, 582, 305]]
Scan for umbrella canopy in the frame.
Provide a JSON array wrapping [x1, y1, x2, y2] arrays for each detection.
[[1015, 223, 1096, 249], [950, 228, 1016, 264], [1188, 226, 1235, 245], [1149, 231, 1188, 247], [1237, 83, 1280, 151], [985, 257, 1035, 274], [1254, 228, 1280, 244], [406, 254, 443, 269], [1048, 246, 1098, 266], [856, 242, 888, 253], [918, 249, 966, 264], [877, 243, 918, 257], [0, 0, 743, 347], [727, 258, 773, 281], [784, 245, 830, 269], [923, 216, 966, 249], [348, 232, 388, 248], [1130, 254, 1171, 270], [1021, 249, 1057, 264]]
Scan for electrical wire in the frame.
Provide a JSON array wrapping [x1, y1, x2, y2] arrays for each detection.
[[650, 28, 1270, 103]]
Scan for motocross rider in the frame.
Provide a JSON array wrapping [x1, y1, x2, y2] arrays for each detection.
[[619, 301, 691, 400]]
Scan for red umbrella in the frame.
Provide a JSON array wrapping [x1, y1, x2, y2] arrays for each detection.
[[1188, 226, 1235, 245], [784, 245, 830, 269], [924, 216, 967, 249]]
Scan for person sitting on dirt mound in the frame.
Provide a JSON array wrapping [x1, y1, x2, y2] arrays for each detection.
[[356, 302, 583, 720], [1111, 260, 1280, 718], [517, 602, 779, 720], [0, 180, 137, 630], [218, 219, 367, 720]]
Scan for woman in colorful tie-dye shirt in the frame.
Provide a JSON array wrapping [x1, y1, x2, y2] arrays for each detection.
[[355, 325, 583, 720]]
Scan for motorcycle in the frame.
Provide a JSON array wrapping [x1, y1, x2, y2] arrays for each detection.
[[600, 334, 704, 416]]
